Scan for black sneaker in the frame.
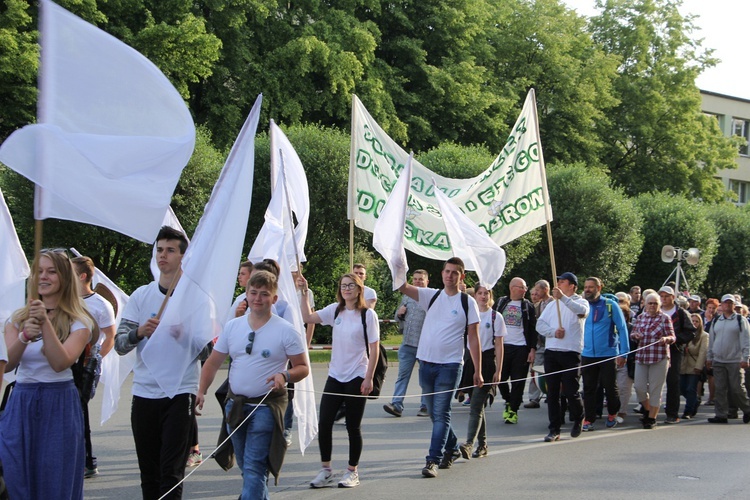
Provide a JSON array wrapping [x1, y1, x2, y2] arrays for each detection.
[[643, 417, 656, 429], [383, 403, 403, 417], [707, 416, 728, 423], [459, 443, 472, 460], [472, 444, 488, 458], [544, 432, 560, 442], [422, 461, 438, 478], [743, 413, 750, 424], [438, 450, 459, 469], [570, 418, 583, 438]]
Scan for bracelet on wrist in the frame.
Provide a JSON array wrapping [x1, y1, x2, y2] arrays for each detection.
[[283, 370, 291, 383], [18, 330, 32, 345]]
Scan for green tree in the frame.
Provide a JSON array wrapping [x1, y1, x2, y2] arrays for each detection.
[[631, 192, 717, 293], [702, 204, 750, 299], [512, 163, 643, 290], [589, 0, 737, 202], [486, 0, 620, 167], [0, 0, 39, 141]]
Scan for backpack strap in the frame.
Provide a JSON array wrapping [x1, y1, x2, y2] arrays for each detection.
[[461, 291, 469, 343], [495, 296, 510, 315], [361, 308, 370, 358], [428, 290, 441, 310]]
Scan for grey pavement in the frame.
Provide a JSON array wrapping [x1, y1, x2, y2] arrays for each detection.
[[83, 362, 750, 499]]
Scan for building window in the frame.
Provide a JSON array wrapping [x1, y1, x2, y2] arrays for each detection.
[[732, 118, 750, 155], [729, 179, 749, 204]]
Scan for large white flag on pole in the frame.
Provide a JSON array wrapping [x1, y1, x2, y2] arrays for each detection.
[[141, 95, 262, 398], [249, 144, 318, 454], [0, 188, 29, 331], [348, 90, 550, 260], [0, 0, 194, 243], [372, 154, 412, 290], [248, 121, 310, 266], [69, 247, 132, 424], [432, 179, 506, 289]]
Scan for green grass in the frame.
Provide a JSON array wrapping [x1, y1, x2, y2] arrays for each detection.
[[308, 334, 402, 363]]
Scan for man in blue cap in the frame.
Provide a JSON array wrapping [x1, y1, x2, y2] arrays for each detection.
[[536, 272, 590, 442]]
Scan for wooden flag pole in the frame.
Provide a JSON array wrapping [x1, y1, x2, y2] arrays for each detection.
[[31, 218, 44, 300], [155, 268, 181, 320], [529, 89, 562, 326]]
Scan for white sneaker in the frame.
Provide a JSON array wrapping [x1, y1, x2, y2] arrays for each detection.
[[338, 469, 360, 488], [310, 468, 333, 488], [283, 429, 292, 447]]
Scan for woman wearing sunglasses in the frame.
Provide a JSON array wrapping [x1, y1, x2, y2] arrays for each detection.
[[0, 249, 97, 499], [297, 272, 380, 489]]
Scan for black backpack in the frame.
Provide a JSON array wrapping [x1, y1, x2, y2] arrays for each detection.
[[334, 308, 388, 399]]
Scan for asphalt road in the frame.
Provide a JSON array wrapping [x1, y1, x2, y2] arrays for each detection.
[[81, 363, 750, 499]]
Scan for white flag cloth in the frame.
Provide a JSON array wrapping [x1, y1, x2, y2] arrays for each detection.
[[432, 179, 506, 289], [69, 247, 132, 424], [372, 154, 411, 290], [348, 90, 551, 260], [150, 207, 189, 280], [0, 0, 194, 243], [250, 166, 318, 454], [247, 120, 310, 267], [0, 187, 29, 333], [140, 96, 262, 398]]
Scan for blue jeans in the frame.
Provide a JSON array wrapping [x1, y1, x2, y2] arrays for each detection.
[[679, 373, 700, 415], [419, 361, 461, 463], [225, 399, 275, 500], [392, 345, 427, 411]]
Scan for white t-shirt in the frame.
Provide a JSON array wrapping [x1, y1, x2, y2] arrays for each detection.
[[0, 330, 8, 363], [416, 288, 480, 364], [215, 314, 306, 398], [83, 292, 116, 346], [500, 300, 526, 346], [479, 308, 506, 351], [364, 286, 377, 303], [121, 282, 200, 398], [16, 320, 89, 383], [317, 303, 380, 382]]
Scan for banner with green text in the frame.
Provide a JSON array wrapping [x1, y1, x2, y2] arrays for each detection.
[[348, 89, 552, 261]]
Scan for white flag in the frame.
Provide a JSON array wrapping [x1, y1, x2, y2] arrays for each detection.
[[70, 247, 132, 425], [0, 188, 29, 329], [348, 90, 551, 259], [0, 0, 194, 243], [248, 121, 310, 267], [150, 207, 189, 280], [250, 161, 318, 454], [432, 179, 506, 289], [140, 96, 262, 398], [373, 154, 411, 290]]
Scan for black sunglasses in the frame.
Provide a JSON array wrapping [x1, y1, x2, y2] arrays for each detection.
[[245, 331, 256, 355]]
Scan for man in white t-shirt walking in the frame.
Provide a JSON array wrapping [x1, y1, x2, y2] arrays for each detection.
[[197, 271, 309, 498], [398, 257, 482, 478], [72, 256, 116, 479], [353, 263, 377, 309]]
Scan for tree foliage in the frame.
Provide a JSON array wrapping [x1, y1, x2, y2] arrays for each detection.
[[631, 192, 717, 293], [512, 163, 643, 290], [702, 204, 750, 299]]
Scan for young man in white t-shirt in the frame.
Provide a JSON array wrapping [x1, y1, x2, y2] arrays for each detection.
[[114, 226, 197, 499], [72, 256, 117, 479], [398, 257, 482, 478], [197, 271, 309, 499]]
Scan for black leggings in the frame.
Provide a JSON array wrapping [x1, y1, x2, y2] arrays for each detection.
[[318, 376, 367, 467]]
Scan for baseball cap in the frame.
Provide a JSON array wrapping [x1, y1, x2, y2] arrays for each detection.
[[721, 293, 736, 304], [658, 286, 675, 296], [557, 272, 578, 286]]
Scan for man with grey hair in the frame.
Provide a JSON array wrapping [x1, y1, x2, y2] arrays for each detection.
[[525, 280, 553, 409], [706, 294, 750, 424]]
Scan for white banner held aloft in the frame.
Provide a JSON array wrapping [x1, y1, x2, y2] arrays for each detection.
[[373, 154, 412, 290], [348, 90, 551, 260], [431, 180, 506, 289], [0, 0, 194, 243], [141, 95, 262, 398], [0, 188, 29, 328]]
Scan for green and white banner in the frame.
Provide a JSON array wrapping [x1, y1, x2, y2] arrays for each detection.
[[348, 89, 553, 261]]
